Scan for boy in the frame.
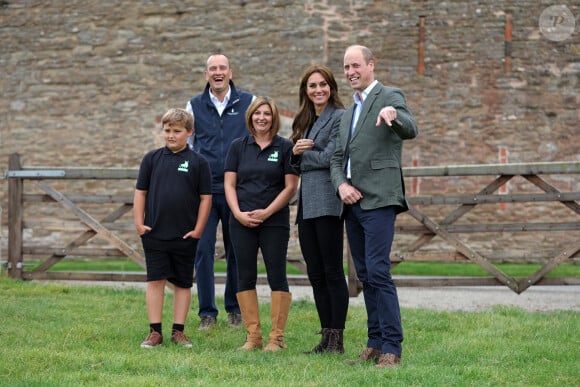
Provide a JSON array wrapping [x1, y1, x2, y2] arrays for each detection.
[[134, 108, 212, 348]]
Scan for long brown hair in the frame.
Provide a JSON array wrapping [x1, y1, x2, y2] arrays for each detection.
[[291, 65, 344, 144]]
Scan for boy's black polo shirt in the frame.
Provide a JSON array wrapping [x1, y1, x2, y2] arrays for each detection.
[[225, 135, 298, 227], [136, 146, 211, 240]]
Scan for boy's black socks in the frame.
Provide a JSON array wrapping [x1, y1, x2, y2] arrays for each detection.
[[150, 323, 162, 334], [172, 323, 184, 332]]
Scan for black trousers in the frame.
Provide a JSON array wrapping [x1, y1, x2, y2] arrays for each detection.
[[298, 215, 349, 329], [229, 216, 290, 292]]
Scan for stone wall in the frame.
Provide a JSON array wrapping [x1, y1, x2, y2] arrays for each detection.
[[1, 1, 578, 258]]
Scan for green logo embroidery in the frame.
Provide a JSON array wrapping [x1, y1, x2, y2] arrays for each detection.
[[178, 160, 189, 172], [267, 151, 279, 162]]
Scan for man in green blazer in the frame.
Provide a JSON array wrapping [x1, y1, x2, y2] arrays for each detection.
[[330, 45, 418, 369]]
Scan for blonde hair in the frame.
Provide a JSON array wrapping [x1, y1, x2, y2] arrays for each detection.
[[161, 108, 194, 131], [245, 96, 280, 137]]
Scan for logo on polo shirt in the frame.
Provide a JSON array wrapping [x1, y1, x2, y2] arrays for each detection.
[[178, 160, 189, 172], [267, 151, 279, 162]]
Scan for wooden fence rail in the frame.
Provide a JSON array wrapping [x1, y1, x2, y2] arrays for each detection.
[[3, 153, 580, 295]]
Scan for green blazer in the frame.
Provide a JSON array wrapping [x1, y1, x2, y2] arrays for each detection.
[[330, 82, 418, 214]]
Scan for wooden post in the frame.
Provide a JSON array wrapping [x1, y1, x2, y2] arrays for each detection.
[[346, 243, 361, 297], [7, 153, 24, 279], [498, 146, 509, 210]]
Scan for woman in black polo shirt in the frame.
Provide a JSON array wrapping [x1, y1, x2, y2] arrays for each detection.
[[224, 96, 299, 352]]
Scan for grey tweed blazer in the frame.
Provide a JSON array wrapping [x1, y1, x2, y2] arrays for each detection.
[[292, 104, 344, 221]]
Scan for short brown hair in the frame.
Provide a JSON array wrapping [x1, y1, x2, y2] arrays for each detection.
[[346, 45, 376, 65], [161, 108, 194, 131]]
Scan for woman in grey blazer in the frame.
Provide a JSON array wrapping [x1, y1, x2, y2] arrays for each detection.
[[291, 65, 349, 354]]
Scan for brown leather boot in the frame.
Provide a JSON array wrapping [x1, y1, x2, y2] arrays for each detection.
[[375, 353, 402, 368], [325, 329, 344, 354], [343, 347, 382, 365], [304, 328, 330, 354], [264, 291, 292, 352], [236, 290, 263, 350]]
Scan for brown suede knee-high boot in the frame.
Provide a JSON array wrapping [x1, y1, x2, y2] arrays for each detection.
[[264, 291, 292, 352], [236, 290, 263, 350]]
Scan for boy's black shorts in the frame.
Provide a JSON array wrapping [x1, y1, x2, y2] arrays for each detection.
[[141, 235, 198, 288]]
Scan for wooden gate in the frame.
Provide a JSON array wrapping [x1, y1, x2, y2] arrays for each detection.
[[399, 162, 580, 294], [3, 153, 580, 294]]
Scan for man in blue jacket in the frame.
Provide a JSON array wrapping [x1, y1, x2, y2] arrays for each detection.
[[186, 53, 254, 330], [330, 45, 418, 368]]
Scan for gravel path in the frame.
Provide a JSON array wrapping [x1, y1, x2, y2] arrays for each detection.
[[58, 280, 580, 313], [287, 284, 580, 312]]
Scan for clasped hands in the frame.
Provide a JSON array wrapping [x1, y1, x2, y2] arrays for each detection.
[[236, 209, 268, 228]]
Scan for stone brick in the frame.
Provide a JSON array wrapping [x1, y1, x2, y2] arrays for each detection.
[[0, 1, 577, 260]]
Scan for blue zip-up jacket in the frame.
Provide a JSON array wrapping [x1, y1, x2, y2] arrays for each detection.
[[186, 80, 254, 194]]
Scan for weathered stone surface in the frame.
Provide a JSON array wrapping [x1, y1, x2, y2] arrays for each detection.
[[0, 1, 578, 258]]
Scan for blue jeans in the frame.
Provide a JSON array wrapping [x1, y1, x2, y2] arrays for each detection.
[[345, 203, 403, 356], [195, 194, 240, 317]]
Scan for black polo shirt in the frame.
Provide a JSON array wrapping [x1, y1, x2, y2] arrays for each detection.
[[136, 146, 212, 240], [225, 135, 298, 227]]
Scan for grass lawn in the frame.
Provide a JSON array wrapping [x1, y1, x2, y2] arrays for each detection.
[[0, 276, 578, 386]]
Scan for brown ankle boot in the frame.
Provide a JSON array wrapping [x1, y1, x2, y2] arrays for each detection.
[[304, 328, 330, 354], [343, 347, 382, 365], [236, 290, 263, 350], [325, 329, 344, 354]]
